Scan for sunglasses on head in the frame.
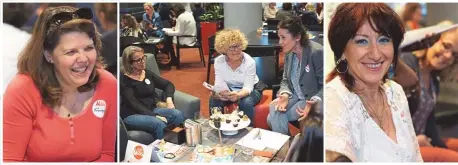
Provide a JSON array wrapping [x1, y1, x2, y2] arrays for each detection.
[[48, 7, 93, 28]]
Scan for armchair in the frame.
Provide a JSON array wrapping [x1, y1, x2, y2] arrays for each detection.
[[175, 23, 205, 69]]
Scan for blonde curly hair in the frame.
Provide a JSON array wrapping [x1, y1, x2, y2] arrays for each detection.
[[214, 29, 248, 54]]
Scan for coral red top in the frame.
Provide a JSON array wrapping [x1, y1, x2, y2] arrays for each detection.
[[3, 69, 117, 162]]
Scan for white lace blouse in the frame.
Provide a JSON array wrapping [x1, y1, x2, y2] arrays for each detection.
[[325, 77, 423, 162]]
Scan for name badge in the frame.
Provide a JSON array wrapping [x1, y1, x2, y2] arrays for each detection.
[[92, 100, 106, 118], [125, 140, 153, 162]]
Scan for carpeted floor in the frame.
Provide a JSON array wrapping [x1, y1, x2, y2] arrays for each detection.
[[158, 48, 214, 118]]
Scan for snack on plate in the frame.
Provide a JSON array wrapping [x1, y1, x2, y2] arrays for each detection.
[[225, 118, 231, 124], [238, 111, 244, 118], [242, 115, 249, 121]]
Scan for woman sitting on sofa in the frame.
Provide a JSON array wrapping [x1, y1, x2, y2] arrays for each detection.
[[120, 45, 184, 140]]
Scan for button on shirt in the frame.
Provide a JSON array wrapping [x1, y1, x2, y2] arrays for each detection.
[[214, 52, 259, 94]]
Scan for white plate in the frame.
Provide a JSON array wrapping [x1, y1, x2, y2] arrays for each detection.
[[209, 115, 250, 134]]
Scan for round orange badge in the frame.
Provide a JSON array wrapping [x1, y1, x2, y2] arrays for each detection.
[[133, 145, 144, 160]]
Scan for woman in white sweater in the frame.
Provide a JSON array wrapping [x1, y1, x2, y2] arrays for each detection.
[[163, 3, 197, 46]]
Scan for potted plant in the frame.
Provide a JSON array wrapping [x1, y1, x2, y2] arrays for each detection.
[[199, 4, 224, 22], [199, 3, 224, 55]]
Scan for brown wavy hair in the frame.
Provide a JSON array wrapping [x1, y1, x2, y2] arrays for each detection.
[[124, 14, 140, 30], [326, 3, 405, 90], [278, 15, 309, 48], [17, 6, 104, 107]]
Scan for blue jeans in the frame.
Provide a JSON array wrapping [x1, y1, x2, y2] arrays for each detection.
[[123, 108, 185, 139], [267, 94, 305, 135], [209, 90, 262, 122]]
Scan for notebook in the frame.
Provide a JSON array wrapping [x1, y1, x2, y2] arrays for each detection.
[[400, 24, 458, 52]]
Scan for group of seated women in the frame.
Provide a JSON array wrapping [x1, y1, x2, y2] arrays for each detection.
[[119, 14, 323, 141]]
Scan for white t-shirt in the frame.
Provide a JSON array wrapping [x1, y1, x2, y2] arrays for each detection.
[[325, 77, 423, 162], [2, 24, 31, 95], [214, 52, 259, 94]]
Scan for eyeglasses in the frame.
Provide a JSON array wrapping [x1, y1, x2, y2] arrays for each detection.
[[132, 55, 147, 64], [228, 44, 242, 52], [47, 8, 93, 29]]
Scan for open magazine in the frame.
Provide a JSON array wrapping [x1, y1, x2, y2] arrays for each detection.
[[203, 82, 230, 93]]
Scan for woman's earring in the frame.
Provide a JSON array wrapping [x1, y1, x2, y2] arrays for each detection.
[[336, 58, 348, 73], [388, 63, 395, 79], [44, 52, 53, 63]]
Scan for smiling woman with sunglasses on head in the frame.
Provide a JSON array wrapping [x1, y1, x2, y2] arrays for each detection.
[[3, 6, 117, 162], [120, 46, 184, 140], [400, 26, 458, 162]]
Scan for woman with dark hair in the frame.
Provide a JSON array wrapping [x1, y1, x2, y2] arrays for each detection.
[[316, 3, 324, 23], [400, 26, 458, 161], [275, 3, 294, 21], [401, 3, 423, 30], [324, 3, 422, 162], [3, 6, 117, 162], [192, 3, 205, 22], [266, 15, 323, 135]]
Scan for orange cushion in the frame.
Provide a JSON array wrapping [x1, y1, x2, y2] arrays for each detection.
[[254, 90, 272, 130]]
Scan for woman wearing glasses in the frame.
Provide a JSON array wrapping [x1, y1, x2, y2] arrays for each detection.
[[3, 6, 117, 162], [120, 46, 184, 140], [400, 27, 458, 161], [209, 29, 264, 122]]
